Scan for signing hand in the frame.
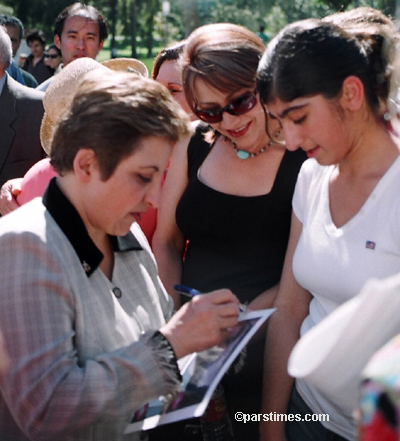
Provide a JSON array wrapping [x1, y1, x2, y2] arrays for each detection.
[[160, 289, 240, 359]]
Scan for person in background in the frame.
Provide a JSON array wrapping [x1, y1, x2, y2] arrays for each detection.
[[257, 9, 400, 441], [0, 2, 108, 214], [22, 28, 53, 84], [0, 36, 186, 245], [0, 14, 22, 59], [17, 52, 27, 67], [152, 40, 195, 121], [256, 25, 269, 43], [37, 2, 108, 92], [0, 25, 44, 189], [0, 14, 38, 87], [129, 40, 198, 251], [44, 43, 63, 73], [152, 23, 306, 440], [0, 67, 241, 441], [0, 56, 157, 249]]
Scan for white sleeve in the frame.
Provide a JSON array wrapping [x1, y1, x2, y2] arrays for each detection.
[[292, 158, 318, 223]]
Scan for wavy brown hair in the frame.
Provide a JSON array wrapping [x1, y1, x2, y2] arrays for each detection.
[[181, 23, 266, 112]]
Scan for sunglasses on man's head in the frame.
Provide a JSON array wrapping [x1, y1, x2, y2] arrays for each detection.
[[194, 90, 258, 124], [44, 53, 59, 59]]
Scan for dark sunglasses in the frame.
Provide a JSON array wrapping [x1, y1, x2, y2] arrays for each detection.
[[44, 53, 59, 59], [194, 90, 258, 124]]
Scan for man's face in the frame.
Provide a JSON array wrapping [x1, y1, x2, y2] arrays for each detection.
[[28, 39, 45, 58], [54, 16, 103, 66], [5, 25, 21, 56]]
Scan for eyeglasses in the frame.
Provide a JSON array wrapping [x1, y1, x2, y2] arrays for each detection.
[[44, 53, 59, 59], [194, 90, 258, 124]]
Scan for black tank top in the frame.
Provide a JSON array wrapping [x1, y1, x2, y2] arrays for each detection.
[[176, 123, 306, 304]]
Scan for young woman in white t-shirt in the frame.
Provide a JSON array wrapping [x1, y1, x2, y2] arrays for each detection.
[[256, 7, 400, 441]]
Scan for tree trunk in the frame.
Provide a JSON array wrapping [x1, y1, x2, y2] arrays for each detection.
[[130, 0, 138, 58]]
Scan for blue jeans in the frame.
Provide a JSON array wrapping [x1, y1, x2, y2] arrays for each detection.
[[286, 386, 350, 441]]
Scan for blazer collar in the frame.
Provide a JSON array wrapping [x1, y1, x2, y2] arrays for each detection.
[[43, 178, 143, 277]]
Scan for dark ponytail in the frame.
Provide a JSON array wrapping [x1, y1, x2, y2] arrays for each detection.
[[257, 17, 392, 114]]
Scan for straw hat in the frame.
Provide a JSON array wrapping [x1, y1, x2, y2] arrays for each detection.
[[40, 57, 148, 155], [101, 57, 148, 77]]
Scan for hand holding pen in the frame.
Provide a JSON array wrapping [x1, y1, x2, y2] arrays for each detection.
[[174, 284, 247, 314], [160, 286, 241, 359]]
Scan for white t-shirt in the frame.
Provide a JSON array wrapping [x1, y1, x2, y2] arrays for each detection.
[[292, 156, 400, 440]]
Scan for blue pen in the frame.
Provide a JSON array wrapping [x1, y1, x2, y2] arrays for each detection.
[[173, 284, 201, 298], [173, 284, 246, 313]]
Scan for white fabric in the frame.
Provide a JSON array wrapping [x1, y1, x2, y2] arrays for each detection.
[[290, 156, 400, 440]]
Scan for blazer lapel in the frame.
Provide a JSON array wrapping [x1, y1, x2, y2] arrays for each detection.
[[0, 75, 18, 174]]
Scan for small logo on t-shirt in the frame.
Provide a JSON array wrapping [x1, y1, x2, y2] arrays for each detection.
[[366, 241, 376, 250]]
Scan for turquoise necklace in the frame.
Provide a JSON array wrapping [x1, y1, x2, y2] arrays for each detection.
[[232, 138, 275, 160]]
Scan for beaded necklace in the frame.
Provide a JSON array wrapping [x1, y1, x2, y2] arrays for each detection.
[[232, 132, 280, 159]]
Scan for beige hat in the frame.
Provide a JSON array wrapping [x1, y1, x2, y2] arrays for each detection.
[[101, 57, 148, 77], [288, 273, 400, 419], [40, 57, 148, 155]]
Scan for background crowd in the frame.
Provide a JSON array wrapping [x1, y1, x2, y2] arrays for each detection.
[[0, 2, 400, 441]]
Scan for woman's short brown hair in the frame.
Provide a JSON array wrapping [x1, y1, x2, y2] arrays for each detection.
[[181, 23, 266, 112], [51, 70, 190, 180]]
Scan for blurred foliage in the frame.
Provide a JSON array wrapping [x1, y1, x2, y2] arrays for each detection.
[[0, 0, 398, 60]]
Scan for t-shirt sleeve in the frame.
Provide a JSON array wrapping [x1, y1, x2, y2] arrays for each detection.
[[292, 158, 319, 223]]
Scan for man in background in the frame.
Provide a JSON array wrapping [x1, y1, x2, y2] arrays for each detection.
[[0, 2, 108, 212], [37, 2, 108, 91], [0, 14, 38, 87], [0, 25, 44, 188]]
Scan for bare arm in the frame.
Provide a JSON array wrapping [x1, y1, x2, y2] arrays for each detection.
[[152, 130, 193, 308], [0, 178, 23, 215], [248, 283, 280, 311], [260, 213, 312, 441]]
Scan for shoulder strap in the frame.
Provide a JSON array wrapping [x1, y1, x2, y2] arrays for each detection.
[[187, 122, 213, 180]]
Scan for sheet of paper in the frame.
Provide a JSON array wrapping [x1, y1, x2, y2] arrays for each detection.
[[125, 308, 275, 434]]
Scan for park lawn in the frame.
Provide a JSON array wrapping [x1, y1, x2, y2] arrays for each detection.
[[97, 39, 163, 76]]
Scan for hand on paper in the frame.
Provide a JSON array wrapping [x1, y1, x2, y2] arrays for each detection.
[[159, 289, 240, 359]]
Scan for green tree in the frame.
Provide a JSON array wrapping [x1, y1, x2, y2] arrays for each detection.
[[2, 0, 399, 63], [209, 1, 261, 31]]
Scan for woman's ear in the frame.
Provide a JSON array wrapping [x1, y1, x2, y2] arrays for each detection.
[[73, 149, 98, 182], [339, 76, 364, 111]]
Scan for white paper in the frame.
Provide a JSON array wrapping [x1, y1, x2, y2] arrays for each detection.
[[125, 308, 275, 434]]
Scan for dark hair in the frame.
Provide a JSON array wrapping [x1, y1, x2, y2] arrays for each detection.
[[152, 40, 186, 80], [324, 7, 397, 31], [54, 2, 108, 42], [51, 70, 190, 180], [46, 43, 62, 56], [323, 7, 399, 109], [26, 28, 46, 47], [0, 14, 23, 40], [257, 17, 398, 115], [181, 23, 265, 111]]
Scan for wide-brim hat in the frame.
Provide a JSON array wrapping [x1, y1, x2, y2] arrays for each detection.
[[101, 57, 148, 77], [40, 57, 148, 155], [288, 273, 400, 418]]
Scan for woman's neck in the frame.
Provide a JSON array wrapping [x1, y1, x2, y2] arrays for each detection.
[[338, 116, 400, 178]]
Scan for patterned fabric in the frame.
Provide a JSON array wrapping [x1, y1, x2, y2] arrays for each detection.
[[0, 179, 180, 441], [360, 334, 400, 441]]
